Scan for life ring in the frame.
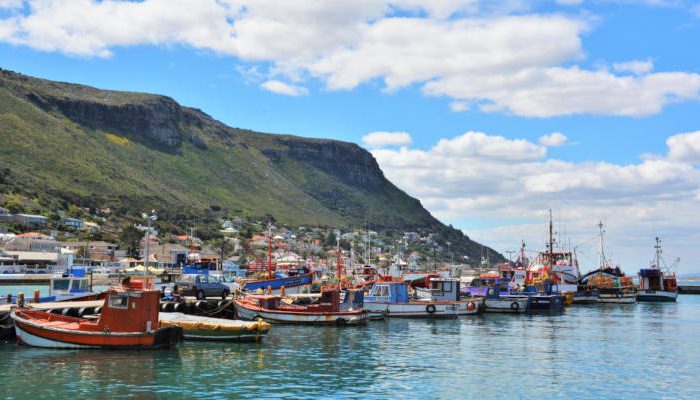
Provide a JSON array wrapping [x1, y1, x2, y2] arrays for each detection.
[[510, 301, 520, 311], [426, 304, 436, 314]]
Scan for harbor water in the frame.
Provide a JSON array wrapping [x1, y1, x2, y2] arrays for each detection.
[[1, 296, 700, 399]]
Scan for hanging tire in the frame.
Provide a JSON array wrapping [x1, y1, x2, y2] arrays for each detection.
[[222, 290, 230, 300], [616, 292, 623, 299], [426, 304, 436, 314], [335, 318, 347, 325], [510, 302, 520, 311], [93, 307, 102, 315], [196, 290, 205, 300]]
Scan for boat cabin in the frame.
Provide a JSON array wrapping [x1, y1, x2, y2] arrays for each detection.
[[49, 276, 90, 297], [366, 282, 410, 303], [639, 269, 676, 292], [415, 278, 460, 301]]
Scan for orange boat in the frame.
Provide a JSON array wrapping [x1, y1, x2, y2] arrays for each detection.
[[11, 279, 183, 349]]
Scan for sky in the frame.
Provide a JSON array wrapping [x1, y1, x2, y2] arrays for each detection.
[[1, 0, 700, 274]]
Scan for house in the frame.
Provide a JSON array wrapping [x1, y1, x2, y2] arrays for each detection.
[[12, 214, 49, 227], [60, 241, 117, 263], [82, 221, 100, 233], [403, 232, 420, 241], [5, 232, 58, 252], [60, 217, 84, 230]]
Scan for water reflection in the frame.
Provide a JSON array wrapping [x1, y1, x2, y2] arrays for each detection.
[[0, 298, 699, 399]]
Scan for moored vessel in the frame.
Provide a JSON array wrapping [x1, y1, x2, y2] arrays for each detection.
[[637, 237, 678, 302], [11, 278, 183, 349], [235, 288, 367, 325]]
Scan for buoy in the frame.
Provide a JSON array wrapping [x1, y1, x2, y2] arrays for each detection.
[[467, 302, 476, 311], [17, 292, 24, 308], [33, 289, 40, 303], [93, 306, 102, 315]]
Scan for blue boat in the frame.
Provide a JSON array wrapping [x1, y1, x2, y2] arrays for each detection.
[[243, 272, 314, 295]]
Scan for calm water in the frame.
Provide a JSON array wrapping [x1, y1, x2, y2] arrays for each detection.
[[2, 297, 700, 399]]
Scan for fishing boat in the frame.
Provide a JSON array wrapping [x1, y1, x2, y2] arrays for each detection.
[[637, 237, 678, 302], [159, 313, 271, 341], [11, 278, 183, 349], [364, 281, 460, 318], [415, 277, 482, 315], [234, 288, 367, 325], [580, 221, 636, 304], [482, 287, 529, 313], [47, 272, 99, 302]]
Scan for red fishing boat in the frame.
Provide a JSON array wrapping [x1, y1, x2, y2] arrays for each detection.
[[11, 278, 183, 349], [235, 288, 367, 325]]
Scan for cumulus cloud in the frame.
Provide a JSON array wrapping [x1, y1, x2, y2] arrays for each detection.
[[370, 130, 700, 272], [667, 131, 700, 163], [612, 59, 654, 75], [539, 132, 568, 147], [362, 131, 413, 148], [1, 1, 699, 117], [261, 80, 308, 96]]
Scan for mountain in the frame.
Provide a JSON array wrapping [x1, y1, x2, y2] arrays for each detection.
[[0, 68, 503, 261]]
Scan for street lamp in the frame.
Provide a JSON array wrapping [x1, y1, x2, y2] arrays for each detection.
[[142, 210, 157, 277]]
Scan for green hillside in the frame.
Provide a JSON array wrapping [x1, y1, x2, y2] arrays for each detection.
[[0, 68, 503, 261]]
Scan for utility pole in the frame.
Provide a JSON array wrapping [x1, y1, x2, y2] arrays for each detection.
[[143, 210, 157, 277]]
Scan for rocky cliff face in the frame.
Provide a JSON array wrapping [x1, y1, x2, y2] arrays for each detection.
[[263, 137, 386, 188], [0, 68, 504, 262]]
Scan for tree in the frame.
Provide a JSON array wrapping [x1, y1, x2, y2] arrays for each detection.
[[119, 224, 143, 258]]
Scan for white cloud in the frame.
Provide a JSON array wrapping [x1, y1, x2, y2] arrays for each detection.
[[667, 131, 700, 163], [612, 59, 654, 75], [539, 132, 568, 147], [1, 1, 699, 117], [260, 80, 308, 96], [370, 130, 700, 273], [449, 101, 469, 112], [0, 0, 22, 9], [362, 131, 413, 148]]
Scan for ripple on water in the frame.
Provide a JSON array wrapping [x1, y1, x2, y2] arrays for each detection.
[[2, 297, 700, 399]]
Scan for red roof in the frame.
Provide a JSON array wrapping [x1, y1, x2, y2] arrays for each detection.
[[18, 232, 49, 238]]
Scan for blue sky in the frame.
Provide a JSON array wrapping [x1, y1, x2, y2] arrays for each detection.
[[1, 0, 699, 273]]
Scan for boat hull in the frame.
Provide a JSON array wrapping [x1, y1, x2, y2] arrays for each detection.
[[363, 301, 460, 318], [234, 300, 367, 325], [597, 292, 636, 304], [12, 312, 182, 349], [637, 290, 677, 302], [159, 313, 270, 342], [483, 298, 528, 313]]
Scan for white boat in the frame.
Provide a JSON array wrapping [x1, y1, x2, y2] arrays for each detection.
[[415, 278, 482, 315], [365, 281, 460, 318], [637, 237, 678, 302], [49, 274, 98, 302]]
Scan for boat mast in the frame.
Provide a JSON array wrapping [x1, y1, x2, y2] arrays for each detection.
[[598, 221, 606, 274], [654, 237, 662, 270], [336, 235, 343, 287], [267, 224, 273, 280], [548, 209, 554, 268]]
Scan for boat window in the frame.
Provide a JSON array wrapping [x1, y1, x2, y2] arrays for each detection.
[[78, 280, 88, 290], [374, 285, 388, 298], [108, 293, 129, 309], [52, 279, 70, 291]]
